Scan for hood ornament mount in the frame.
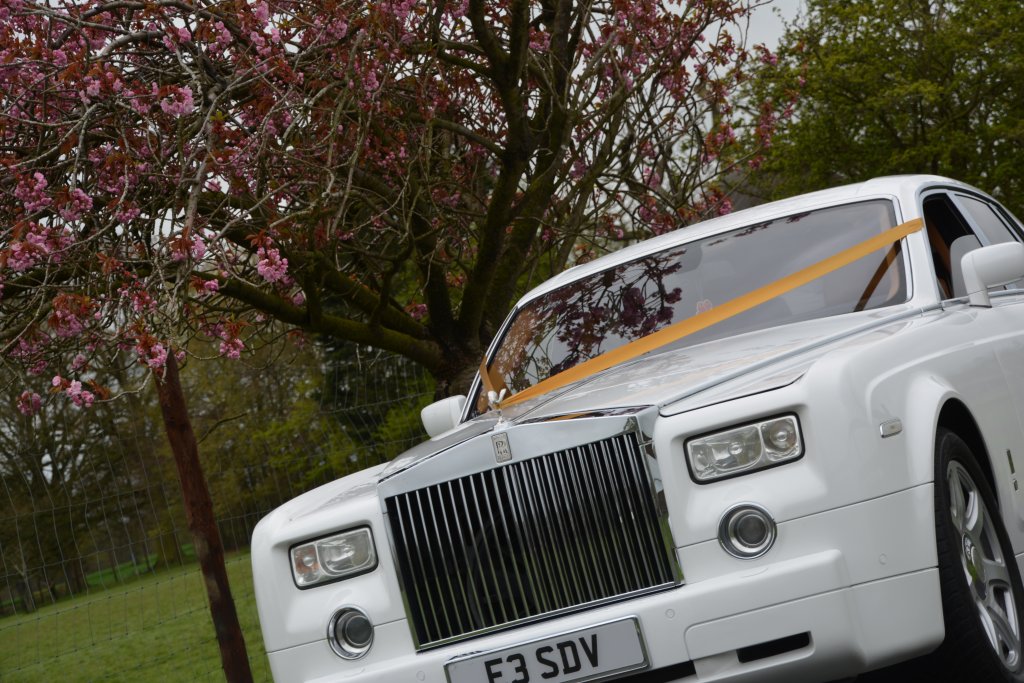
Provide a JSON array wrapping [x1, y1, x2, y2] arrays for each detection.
[[487, 388, 508, 426], [487, 389, 513, 463]]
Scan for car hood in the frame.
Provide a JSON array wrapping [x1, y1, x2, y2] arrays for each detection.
[[380, 306, 922, 481], [520, 309, 916, 419]]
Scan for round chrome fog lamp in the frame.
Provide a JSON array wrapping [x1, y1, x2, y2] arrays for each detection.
[[718, 504, 777, 559], [327, 607, 374, 659]]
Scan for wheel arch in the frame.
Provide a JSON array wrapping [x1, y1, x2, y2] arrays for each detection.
[[937, 398, 997, 494]]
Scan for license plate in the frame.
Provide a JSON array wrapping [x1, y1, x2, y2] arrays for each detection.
[[445, 617, 648, 683]]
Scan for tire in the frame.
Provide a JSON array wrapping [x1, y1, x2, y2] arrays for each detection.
[[926, 428, 1024, 682]]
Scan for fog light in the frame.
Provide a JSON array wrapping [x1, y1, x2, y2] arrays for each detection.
[[719, 504, 776, 559], [327, 607, 373, 659]]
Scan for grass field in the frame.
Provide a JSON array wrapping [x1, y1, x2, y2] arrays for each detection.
[[0, 552, 273, 683]]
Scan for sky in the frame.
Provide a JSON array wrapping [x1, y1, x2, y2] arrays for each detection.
[[746, 0, 804, 48]]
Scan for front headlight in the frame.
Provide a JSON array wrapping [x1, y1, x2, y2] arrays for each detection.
[[686, 415, 803, 483], [290, 527, 377, 588]]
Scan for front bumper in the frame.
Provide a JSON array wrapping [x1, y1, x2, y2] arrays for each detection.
[[264, 484, 944, 682]]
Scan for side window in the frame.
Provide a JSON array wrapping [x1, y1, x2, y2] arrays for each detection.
[[922, 193, 972, 299], [923, 191, 1022, 300], [955, 194, 1019, 246]]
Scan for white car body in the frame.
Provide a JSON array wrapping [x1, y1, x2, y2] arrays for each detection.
[[252, 175, 1024, 682]]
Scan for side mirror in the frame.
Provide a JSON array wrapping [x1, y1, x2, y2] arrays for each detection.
[[961, 242, 1024, 307], [420, 395, 466, 437]]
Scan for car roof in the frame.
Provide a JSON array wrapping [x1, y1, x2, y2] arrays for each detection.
[[515, 174, 977, 306]]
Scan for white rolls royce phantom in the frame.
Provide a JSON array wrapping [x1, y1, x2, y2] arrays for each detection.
[[252, 175, 1024, 683]]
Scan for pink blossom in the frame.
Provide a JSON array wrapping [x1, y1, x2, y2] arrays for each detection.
[[71, 353, 87, 371], [363, 69, 380, 93], [191, 236, 206, 259], [160, 86, 195, 117], [116, 205, 142, 223], [291, 291, 305, 305], [253, 1, 270, 24], [256, 246, 288, 282], [137, 342, 168, 369], [214, 21, 233, 48], [65, 380, 95, 408], [17, 391, 42, 416], [59, 188, 93, 221], [125, 289, 155, 312], [219, 337, 244, 359], [327, 19, 348, 39], [6, 242, 39, 271], [757, 45, 779, 66], [203, 279, 220, 293], [642, 167, 662, 189], [50, 294, 89, 337], [129, 95, 151, 116], [14, 172, 50, 213]]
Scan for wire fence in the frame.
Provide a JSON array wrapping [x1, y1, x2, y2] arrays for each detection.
[[0, 344, 435, 682]]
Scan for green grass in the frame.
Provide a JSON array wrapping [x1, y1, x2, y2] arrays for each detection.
[[0, 552, 272, 683], [83, 545, 198, 591]]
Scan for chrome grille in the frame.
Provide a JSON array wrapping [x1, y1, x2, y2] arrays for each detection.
[[385, 431, 678, 649]]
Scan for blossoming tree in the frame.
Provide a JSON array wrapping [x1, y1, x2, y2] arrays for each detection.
[[0, 0, 783, 400], [1, 0, 782, 677]]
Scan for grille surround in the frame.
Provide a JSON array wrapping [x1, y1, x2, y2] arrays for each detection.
[[384, 421, 681, 650]]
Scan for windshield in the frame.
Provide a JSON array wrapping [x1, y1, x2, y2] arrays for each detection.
[[480, 200, 904, 413]]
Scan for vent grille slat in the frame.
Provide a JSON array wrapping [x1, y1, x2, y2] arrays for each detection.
[[386, 431, 676, 649]]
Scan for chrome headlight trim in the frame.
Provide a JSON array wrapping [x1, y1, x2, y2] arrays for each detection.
[[684, 413, 804, 484], [289, 526, 378, 589]]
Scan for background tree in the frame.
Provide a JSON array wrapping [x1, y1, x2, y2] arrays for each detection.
[[0, 0, 784, 399], [0, 359, 155, 612], [743, 0, 1024, 214]]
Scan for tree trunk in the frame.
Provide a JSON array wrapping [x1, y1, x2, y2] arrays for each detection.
[[63, 557, 87, 594], [108, 547, 121, 582], [433, 349, 484, 400], [15, 570, 36, 614], [155, 354, 253, 683]]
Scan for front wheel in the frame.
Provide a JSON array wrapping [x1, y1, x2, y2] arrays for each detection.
[[928, 428, 1024, 681]]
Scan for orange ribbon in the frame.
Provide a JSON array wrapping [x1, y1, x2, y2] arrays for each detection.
[[482, 217, 923, 409]]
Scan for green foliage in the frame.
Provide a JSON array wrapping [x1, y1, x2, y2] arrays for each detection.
[[371, 382, 436, 462], [747, 0, 1024, 214], [166, 336, 436, 538], [320, 343, 436, 461], [173, 339, 362, 530]]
